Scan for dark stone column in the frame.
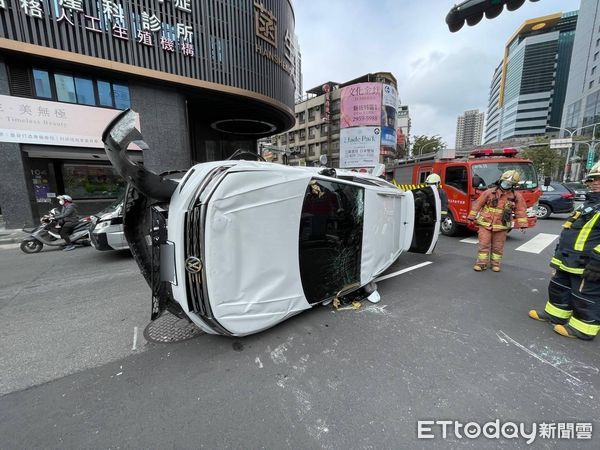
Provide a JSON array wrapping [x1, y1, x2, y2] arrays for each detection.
[[0, 59, 36, 228], [129, 83, 191, 173]]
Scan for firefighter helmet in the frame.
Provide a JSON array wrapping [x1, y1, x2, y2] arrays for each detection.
[[425, 173, 441, 185], [586, 161, 600, 181], [499, 170, 520, 185]]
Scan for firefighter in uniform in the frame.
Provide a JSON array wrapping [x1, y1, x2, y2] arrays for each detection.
[[425, 173, 448, 219], [467, 170, 528, 272], [529, 163, 600, 340]]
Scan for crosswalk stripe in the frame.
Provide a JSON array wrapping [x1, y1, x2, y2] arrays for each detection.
[[515, 233, 559, 254], [460, 237, 479, 244]]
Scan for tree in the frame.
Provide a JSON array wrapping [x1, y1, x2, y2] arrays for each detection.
[[519, 137, 565, 181], [411, 135, 447, 156]]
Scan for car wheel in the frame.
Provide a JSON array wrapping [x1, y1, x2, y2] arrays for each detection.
[[20, 240, 43, 253], [441, 211, 458, 236], [535, 203, 551, 219]]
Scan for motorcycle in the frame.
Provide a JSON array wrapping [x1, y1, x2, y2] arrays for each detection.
[[20, 209, 93, 254]]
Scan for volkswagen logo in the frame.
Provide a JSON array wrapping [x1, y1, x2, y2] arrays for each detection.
[[185, 256, 203, 274]]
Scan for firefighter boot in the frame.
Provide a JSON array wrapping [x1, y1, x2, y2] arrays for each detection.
[[528, 303, 569, 324], [528, 309, 553, 322], [553, 324, 593, 340], [473, 264, 487, 272], [492, 266, 501, 272]]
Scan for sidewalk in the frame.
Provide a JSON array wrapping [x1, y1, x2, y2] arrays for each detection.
[[0, 217, 27, 245]]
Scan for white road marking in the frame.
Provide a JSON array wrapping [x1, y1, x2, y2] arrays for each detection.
[[496, 330, 582, 385], [515, 233, 559, 254], [0, 244, 20, 250], [460, 237, 479, 244], [374, 261, 433, 282], [132, 326, 138, 351]]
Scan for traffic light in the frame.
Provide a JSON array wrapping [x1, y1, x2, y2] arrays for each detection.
[[446, 0, 542, 32]]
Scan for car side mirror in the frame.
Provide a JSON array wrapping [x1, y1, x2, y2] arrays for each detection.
[[544, 177, 551, 187]]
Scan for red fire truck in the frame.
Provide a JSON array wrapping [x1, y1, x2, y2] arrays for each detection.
[[392, 148, 542, 236]]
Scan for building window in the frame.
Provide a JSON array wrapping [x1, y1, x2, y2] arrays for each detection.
[[74, 78, 95, 105], [113, 84, 130, 109], [32, 69, 52, 99], [322, 142, 329, 152], [299, 111, 306, 123], [597, 38, 600, 47], [595, 52, 599, 62], [593, 66, 597, 76], [97, 81, 113, 107], [32, 69, 129, 109], [309, 126, 316, 139], [321, 123, 328, 133], [62, 164, 125, 200], [308, 144, 315, 156], [331, 100, 340, 113], [299, 129, 306, 140], [590, 80, 595, 90], [54, 74, 77, 103]]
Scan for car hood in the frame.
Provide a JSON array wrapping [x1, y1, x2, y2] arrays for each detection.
[[203, 169, 313, 335]]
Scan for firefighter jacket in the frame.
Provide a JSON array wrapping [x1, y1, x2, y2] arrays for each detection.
[[551, 192, 600, 275], [467, 186, 528, 231]]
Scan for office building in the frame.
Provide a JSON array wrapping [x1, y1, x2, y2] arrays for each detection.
[[562, 0, 600, 136], [484, 12, 578, 144]]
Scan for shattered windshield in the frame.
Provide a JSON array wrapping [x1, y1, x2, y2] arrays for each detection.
[[299, 179, 364, 304], [471, 162, 538, 190]]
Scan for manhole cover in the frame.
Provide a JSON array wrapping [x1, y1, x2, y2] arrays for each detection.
[[143, 312, 204, 343]]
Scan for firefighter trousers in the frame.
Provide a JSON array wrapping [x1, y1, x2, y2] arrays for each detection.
[[476, 228, 507, 267], [545, 269, 600, 339]]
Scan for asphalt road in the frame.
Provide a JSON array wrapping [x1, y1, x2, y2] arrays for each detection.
[[1, 216, 599, 449]]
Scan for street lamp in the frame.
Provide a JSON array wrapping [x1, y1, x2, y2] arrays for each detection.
[[414, 140, 439, 156], [547, 122, 600, 182]]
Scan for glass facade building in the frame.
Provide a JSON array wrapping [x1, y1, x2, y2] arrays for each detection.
[[484, 12, 578, 144]]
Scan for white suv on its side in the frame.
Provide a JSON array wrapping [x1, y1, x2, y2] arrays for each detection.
[[103, 110, 440, 336]]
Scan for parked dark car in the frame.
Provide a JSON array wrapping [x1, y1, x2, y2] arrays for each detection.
[[536, 182, 575, 219], [564, 182, 590, 202]]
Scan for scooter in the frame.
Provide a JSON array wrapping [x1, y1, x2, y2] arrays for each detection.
[[20, 209, 93, 254]]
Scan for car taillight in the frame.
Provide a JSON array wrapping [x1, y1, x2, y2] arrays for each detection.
[[561, 193, 574, 199]]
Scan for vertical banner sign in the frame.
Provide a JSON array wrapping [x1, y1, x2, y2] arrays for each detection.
[[340, 83, 382, 129], [381, 84, 397, 148], [339, 127, 381, 168], [587, 148, 595, 170], [322, 83, 331, 123]]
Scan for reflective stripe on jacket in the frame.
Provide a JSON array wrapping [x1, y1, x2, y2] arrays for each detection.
[[551, 209, 600, 272]]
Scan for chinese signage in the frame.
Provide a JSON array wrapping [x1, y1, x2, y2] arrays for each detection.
[[340, 83, 382, 129], [322, 83, 331, 123], [1, 0, 196, 57], [340, 127, 380, 168], [0, 95, 140, 149], [253, 1, 295, 80]]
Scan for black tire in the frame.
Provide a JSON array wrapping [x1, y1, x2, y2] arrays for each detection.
[[441, 211, 458, 236], [20, 240, 43, 254], [535, 203, 552, 220]]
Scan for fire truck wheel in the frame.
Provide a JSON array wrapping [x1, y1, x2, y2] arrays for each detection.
[[441, 211, 458, 236]]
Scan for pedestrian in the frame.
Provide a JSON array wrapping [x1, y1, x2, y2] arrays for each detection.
[[529, 163, 600, 340], [425, 173, 448, 219], [467, 170, 528, 272], [53, 194, 79, 251]]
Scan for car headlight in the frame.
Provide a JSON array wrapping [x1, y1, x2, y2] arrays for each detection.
[[98, 221, 111, 228]]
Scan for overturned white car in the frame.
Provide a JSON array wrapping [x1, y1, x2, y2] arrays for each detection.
[[103, 110, 440, 336]]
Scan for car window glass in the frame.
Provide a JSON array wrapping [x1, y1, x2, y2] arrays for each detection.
[[299, 179, 364, 304], [445, 166, 468, 193]]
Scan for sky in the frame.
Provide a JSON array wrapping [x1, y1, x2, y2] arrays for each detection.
[[293, 0, 581, 148]]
